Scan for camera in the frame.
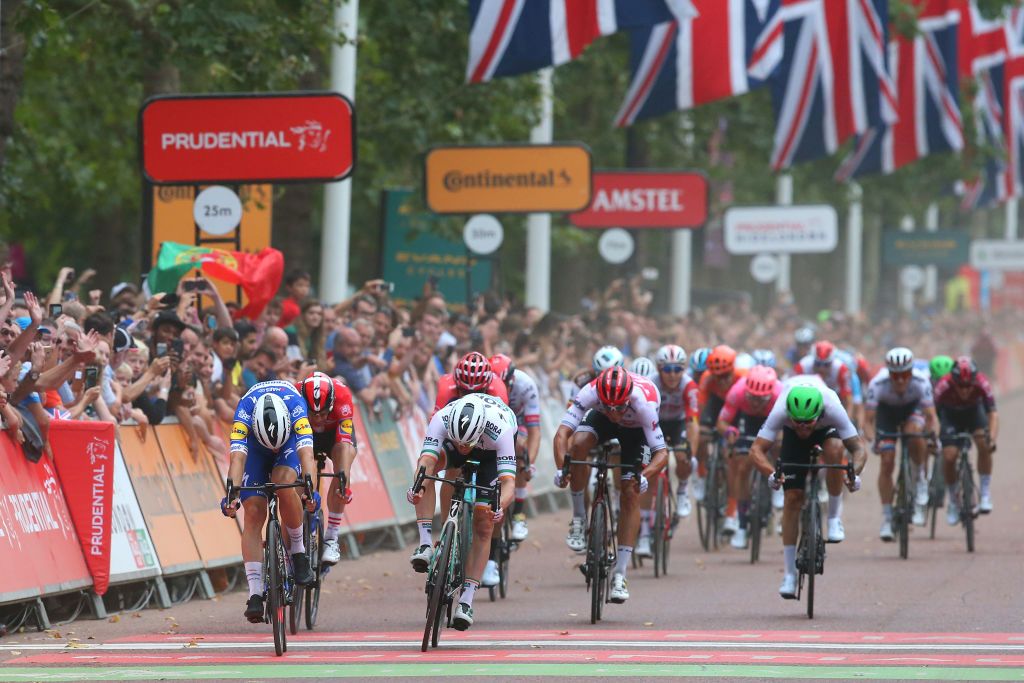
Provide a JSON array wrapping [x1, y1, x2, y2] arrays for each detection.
[[49, 304, 62, 318], [170, 339, 184, 357], [84, 366, 99, 390], [182, 278, 207, 293], [156, 343, 168, 358]]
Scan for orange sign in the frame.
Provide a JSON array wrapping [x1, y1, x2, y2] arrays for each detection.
[[425, 144, 592, 214]]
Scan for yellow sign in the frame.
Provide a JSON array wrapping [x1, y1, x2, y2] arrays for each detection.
[[425, 144, 592, 214]]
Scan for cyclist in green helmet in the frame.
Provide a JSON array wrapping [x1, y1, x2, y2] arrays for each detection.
[[929, 355, 954, 385], [749, 379, 867, 601]]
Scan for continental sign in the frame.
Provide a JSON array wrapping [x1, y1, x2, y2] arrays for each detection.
[[425, 143, 592, 214]]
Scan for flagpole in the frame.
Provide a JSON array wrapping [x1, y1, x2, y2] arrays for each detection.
[[525, 67, 554, 313], [845, 182, 863, 315], [924, 202, 939, 304], [775, 174, 792, 294], [320, 0, 359, 304], [1006, 198, 1019, 240]]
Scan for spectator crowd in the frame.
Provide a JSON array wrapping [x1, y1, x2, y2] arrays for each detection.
[[1, 244, 1019, 464]]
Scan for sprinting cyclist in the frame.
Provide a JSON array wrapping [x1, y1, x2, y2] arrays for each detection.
[[652, 344, 699, 520], [296, 372, 356, 566], [629, 356, 658, 381], [716, 365, 781, 549], [863, 347, 937, 540], [689, 347, 711, 384], [696, 345, 744, 532], [791, 341, 853, 411], [934, 357, 998, 522], [554, 367, 668, 604], [748, 380, 866, 599], [570, 345, 625, 396], [929, 355, 954, 387], [751, 349, 777, 369], [785, 326, 815, 372], [221, 380, 318, 623], [406, 394, 517, 630]]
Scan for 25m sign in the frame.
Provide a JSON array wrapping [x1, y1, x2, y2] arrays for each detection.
[[569, 171, 708, 229], [140, 92, 355, 184]]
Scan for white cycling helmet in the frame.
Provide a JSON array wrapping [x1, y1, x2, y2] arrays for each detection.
[[751, 349, 777, 368], [629, 357, 657, 380], [446, 394, 489, 448], [885, 347, 914, 373], [794, 326, 815, 345], [252, 393, 291, 451], [735, 352, 756, 370], [654, 344, 687, 369], [592, 345, 625, 372]]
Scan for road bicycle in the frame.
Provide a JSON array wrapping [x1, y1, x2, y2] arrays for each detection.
[[733, 436, 772, 564], [949, 432, 984, 553], [877, 431, 932, 560], [412, 459, 498, 652], [647, 443, 685, 578], [225, 475, 312, 656], [774, 445, 853, 620], [696, 430, 727, 552], [291, 452, 347, 632], [489, 453, 527, 602], [561, 442, 632, 624]]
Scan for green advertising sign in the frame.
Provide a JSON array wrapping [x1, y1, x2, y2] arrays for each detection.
[[380, 189, 492, 305], [882, 231, 969, 267], [357, 400, 416, 525]]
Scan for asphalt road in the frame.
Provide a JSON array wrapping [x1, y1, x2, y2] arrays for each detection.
[[1, 393, 1022, 681]]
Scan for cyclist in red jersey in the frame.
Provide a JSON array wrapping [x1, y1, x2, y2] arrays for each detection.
[[694, 345, 745, 518], [791, 341, 853, 411], [934, 356, 999, 520], [297, 372, 356, 566]]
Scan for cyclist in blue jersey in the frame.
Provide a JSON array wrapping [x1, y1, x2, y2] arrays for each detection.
[[220, 380, 319, 623]]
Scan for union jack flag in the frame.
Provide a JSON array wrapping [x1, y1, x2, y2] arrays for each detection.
[[466, 0, 695, 83], [996, 54, 1024, 199], [959, 65, 1007, 209], [836, 3, 962, 180], [955, 0, 1011, 77], [761, 0, 896, 171], [613, 0, 780, 127]]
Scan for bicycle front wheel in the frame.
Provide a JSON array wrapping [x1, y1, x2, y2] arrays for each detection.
[[305, 509, 324, 630], [804, 495, 819, 620], [653, 482, 665, 578], [589, 502, 606, 624], [267, 520, 288, 656], [422, 521, 455, 652], [960, 456, 976, 553], [498, 515, 511, 599], [897, 453, 911, 560]]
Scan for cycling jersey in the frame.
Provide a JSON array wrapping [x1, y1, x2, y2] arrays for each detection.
[[506, 368, 541, 428], [432, 373, 509, 416], [562, 373, 665, 452], [420, 395, 518, 482], [654, 372, 699, 421], [698, 370, 744, 405], [865, 369, 934, 410], [933, 373, 996, 412], [718, 376, 781, 424], [294, 377, 355, 451], [793, 356, 852, 400], [758, 379, 858, 442], [834, 349, 863, 404]]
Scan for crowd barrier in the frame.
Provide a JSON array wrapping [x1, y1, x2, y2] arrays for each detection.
[[7, 348, 1024, 627]]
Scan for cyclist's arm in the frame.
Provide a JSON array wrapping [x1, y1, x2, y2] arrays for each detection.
[[862, 407, 877, 444], [686, 418, 700, 454], [226, 419, 249, 494], [749, 437, 776, 476], [416, 409, 447, 475], [921, 405, 937, 436], [525, 424, 541, 465], [987, 409, 999, 443], [843, 435, 867, 476], [495, 429, 518, 510], [553, 424, 574, 469], [330, 441, 356, 481]]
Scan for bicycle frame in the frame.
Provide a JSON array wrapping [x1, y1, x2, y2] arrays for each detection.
[[877, 431, 932, 560]]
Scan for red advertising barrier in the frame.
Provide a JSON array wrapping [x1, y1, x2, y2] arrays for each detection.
[[344, 405, 398, 532], [49, 421, 116, 595], [0, 433, 92, 603]]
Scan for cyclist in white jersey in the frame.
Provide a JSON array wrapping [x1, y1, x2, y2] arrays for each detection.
[[652, 345, 700, 519]]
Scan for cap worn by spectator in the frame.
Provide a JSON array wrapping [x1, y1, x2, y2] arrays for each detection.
[[113, 327, 133, 353], [13, 316, 31, 331], [110, 282, 139, 301], [153, 310, 187, 333]]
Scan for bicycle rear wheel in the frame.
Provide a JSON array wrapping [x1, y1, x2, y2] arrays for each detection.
[[897, 453, 911, 560], [267, 520, 288, 656], [960, 457, 976, 553], [589, 503, 606, 624], [422, 521, 454, 652], [305, 509, 324, 630], [804, 493, 819, 620]]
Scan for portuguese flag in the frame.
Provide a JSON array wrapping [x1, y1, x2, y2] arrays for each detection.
[[147, 242, 284, 319]]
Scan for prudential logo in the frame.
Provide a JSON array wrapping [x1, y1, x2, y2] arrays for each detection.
[[160, 119, 331, 153]]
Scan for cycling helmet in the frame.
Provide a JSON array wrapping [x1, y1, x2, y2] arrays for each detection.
[[252, 393, 291, 450], [446, 394, 489, 447], [629, 357, 657, 380], [454, 351, 492, 391], [655, 344, 687, 369], [488, 353, 515, 385], [746, 366, 777, 397], [300, 371, 335, 413], [592, 345, 625, 373], [794, 326, 815, 345], [885, 347, 914, 373], [690, 347, 711, 373], [950, 356, 978, 385], [786, 385, 824, 422], [735, 352, 756, 370], [929, 355, 954, 382], [596, 367, 633, 406], [813, 340, 836, 366], [751, 349, 777, 369], [706, 345, 737, 376]]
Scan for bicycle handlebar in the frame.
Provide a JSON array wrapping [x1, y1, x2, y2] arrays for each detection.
[[225, 474, 313, 503], [876, 431, 936, 440], [772, 445, 854, 483], [412, 465, 500, 513]]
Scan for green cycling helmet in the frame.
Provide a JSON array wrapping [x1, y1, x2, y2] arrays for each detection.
[[929, 355, 954, 382], [786, 385, 824, 422]]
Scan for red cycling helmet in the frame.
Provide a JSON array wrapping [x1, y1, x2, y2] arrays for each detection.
[[813, 340, 835, 366], [746, 366, 777, 397], [596, 367, 633, 407], [454, 351, 493, 392], [300, 371, 335, 413], [707, 345, 737, 376], [950, 356, 978, 386], [488, 353, 515, 385]]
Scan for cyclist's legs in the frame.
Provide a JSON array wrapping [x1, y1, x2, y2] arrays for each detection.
[[615, 428, 648, 550], [271, 464, 303, 532], [466, 504, 497, 586], [939, 406, 962, 486], [415, 451, 448, 543], [878, 449, 896, 504], [974, 429, 993, 476], [569, 430, 598, 514], [903, 416, 926, 472], [822, 437, 845, 496], [241, 496, 269, 563]]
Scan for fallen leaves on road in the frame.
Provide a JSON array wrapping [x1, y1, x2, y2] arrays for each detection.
[[559, 630, 570, 635], [108, 615, 120, 623], [131, 612, 142, 618], [45, 630, 61, 639], [643, 621, 654, 626]]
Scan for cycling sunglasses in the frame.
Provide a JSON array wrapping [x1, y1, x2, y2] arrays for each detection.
[[660, 364, 685, 374], [602, 403, 629, 413], [790, 417, 819, 426], [890, 370, 912, 380]]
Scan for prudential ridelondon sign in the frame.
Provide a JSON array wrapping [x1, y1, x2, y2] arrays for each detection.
[[723, 205, 838, 255]]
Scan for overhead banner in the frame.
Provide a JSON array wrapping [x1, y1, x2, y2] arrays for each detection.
[[140, 92, 356, 184], [569, 171, 708, 228], [883, 231, 970, 267], [425, 143, 592, 214], [49, 421, 116, 595], [724, 205, 838, 254]]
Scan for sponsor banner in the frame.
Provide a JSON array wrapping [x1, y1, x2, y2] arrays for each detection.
[[118, 426, 203, 574], [109, 441, 161, 582], [345, 404, 400, 532], [970, 239, 1024, 271], [394, 403, 429, 473], [49, 421, 116, 595], [358, 401, 416, 525], [723, 205, 838, 255], [141, 92, 356, 184], [569, 171, 708, 228], [425, 144, 592, 214], [0, 433, 91, 602], [154, 425, 241, 568], [882, 231, 970, 267]]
